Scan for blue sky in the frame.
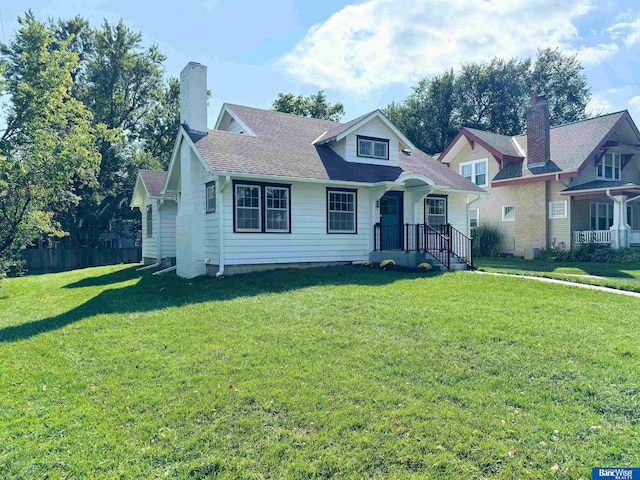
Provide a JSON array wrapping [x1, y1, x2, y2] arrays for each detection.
[[2, 0, 640, 127]]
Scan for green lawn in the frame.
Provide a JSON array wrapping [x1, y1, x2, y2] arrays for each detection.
[[1, 265, 639, 478], [475, 257, 640, 293]]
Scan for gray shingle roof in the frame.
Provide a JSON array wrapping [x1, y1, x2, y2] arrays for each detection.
[[139, 169, 167, 197], [313, 111, 375, 144], [465, 112, 628, 180], [189, 105, 483, 192], [562, 180, 640, 192]]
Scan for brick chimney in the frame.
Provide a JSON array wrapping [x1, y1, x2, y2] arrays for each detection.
[[526, 93, 550, 167], [180, 62, 208, 135]]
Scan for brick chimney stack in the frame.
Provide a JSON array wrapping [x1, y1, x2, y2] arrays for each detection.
[[180, 62, 208, 135], [526, 93, 550, 167]]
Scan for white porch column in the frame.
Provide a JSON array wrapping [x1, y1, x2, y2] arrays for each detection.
[[408, 186, 431, 224], [609, 194, 629, 249]]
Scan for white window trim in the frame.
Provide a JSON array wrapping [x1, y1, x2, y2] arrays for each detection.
[[459, 158, 488, 187], [327, 189, 357, 234], [548, 200, 567, 219], [265, 186, 289, 233], [596, 152, 621, 181], [357, 136, 389, 160], [206, 181, 216, 213], [146, 204, 153, 238], [469, 208, 479, 229], [502, 205, 515, 222], [590, 202, 614, 230], [235, 184, 262, 233]]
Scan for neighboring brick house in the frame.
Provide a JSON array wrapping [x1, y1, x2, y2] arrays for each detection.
[[439, 94, 640, 257]]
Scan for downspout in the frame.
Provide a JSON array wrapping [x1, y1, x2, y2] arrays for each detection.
[[216, 176, 230, 277]]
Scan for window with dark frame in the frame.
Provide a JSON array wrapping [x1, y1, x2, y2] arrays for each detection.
[[327, 188, 357, 233], [596, 152, 621, 180], [357, 136, 389, 160], [233, 181, 291, 233], [146, 205, 153, 238], [206, 181, 216, 213]]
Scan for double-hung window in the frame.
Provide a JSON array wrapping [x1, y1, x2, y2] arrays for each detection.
[[502, 205, 515, 222], [265, 186, 289, 232], [357, 136, 389, 160], [596, 152, 621, 180], [206, 181, 216, 213], [469, 208, 479, 229], [234, 182, 291, 233], [460, 159, 488, 187], [590, 202, 614, 230], [146, 205, 153, 238], [327, 188, 357, 233], [425, 197, 447, 226]]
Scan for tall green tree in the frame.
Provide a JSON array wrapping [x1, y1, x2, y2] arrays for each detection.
[[272, 90, 345, 121], [384, 48, 591, 154], [0, 14, 104, 265]]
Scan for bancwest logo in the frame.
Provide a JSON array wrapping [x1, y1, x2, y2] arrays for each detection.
[[597, 468, 634, 479]]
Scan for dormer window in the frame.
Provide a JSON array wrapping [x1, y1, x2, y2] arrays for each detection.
[[357, 136, 389, 160], [596, 152, 621, 180]]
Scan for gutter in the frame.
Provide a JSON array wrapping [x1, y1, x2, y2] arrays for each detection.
[[153, 265, 176, 275]]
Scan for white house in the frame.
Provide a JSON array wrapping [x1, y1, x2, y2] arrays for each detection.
[[132, 62, 485, 278]]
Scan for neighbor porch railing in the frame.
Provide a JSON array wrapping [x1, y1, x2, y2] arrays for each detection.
[[374, 223, 474, 269], [572, 230, 612, 244]]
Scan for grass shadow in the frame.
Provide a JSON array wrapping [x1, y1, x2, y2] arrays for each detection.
[[0, 265, 446, 344]]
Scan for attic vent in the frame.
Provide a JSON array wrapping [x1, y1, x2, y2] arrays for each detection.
[[402, 148, 411, 156]]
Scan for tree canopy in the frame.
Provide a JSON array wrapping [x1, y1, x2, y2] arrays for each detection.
[[384, 48, 591, 155], [272, 90, 345, 121]]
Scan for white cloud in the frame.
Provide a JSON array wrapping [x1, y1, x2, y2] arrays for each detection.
[[587, 93, 613, 114], [629, 96, 640, 113], [607, 15, 640, 47], [281, 0, 593, 93], [606, 87, 626, 94], [574, 43, 619, 65]]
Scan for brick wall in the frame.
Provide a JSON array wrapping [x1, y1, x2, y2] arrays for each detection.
[[515, 181, 547, 256], [526, 94, 550, 166]]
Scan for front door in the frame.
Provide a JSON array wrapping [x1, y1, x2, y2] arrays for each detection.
[[380, 191, 403, 250]]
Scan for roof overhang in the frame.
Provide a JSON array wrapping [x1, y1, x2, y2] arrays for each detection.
[[439, 128, 524, 165], [394, 173, 435, 187], [491, 170, 577, 187], [560, 184, 640, 196]]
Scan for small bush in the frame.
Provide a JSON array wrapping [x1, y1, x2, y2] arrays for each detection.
[[418, 262, 432, 271], [360, 260, 373, 267], [380, 259, 396, 270], [472, 225, 504, 257]]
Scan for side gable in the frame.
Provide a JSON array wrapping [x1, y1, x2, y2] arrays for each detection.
[[213, 104, 255, 136], [163, 126, 212, 195]]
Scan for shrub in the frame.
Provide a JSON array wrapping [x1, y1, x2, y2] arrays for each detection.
[[471, 225, 504, 257], [418, 262, 432, 271], [361, 260, 373, 267], [538, 244, 640, 263], [379, 259, 396, 270]]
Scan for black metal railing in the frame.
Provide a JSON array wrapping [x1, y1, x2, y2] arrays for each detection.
[[373, 223, 474, 270]]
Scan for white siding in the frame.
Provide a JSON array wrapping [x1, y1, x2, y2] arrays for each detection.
[[547, 180, 571, 250], [160, 201, 178, 258], [329, 137, 346, 158], [141, 201, 158, 259], [218, 111, 246, 134], [344, 117, 399, 166], [222, 182, 371, 265]]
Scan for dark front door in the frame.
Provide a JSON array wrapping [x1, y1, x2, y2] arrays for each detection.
[[380, 191, 403, 250]]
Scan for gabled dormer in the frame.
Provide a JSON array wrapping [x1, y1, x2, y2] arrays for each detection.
[[313, 110, 415, 167], [214, 103, 255, 136]]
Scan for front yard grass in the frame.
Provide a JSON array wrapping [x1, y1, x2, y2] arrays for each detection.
[[475, 257, 640, 293], [1, 265, 639, 478]]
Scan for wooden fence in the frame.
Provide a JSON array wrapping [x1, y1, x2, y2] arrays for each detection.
[[21, 247, 142, 273]]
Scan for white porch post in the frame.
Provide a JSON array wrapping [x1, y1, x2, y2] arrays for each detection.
[[608, 193, 629, 249], [408, 186, 431, 224]]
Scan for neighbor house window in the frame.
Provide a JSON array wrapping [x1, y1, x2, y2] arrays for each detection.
[[425, 197, 447, 226], [596, 152, 621, 180], [502, 205, 515, 222], [327, 188, 357, 233], [590, 202, 614, 230], [146, 205, 153, 238], [234, 181, 291, 233], [549, 200, 567, 219], [357, 136, 389, 160], [206, 181, 216, 213], [469, 208, 479, 229], [460, 159, 488, 186]]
